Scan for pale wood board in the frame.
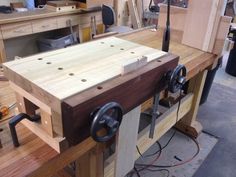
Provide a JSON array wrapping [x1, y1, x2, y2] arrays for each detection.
[[46, 5, 77, 12], [1, 22, 33, 40], [0, 39, 6, 63], [182, 0, 221, 51], [78, 0, 114, 9], [128, 0, 141, 29], [159, 4, 187, 32], [213, 16, 232, 54], [31, 18, 58, 33], [3, 37, 166, 102], [207, 0, 227, 52], [114, 106, 141, 177]]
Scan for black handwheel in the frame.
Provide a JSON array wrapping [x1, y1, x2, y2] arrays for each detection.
[[168, 64, 187, 93], [90, 102, 123, 142]]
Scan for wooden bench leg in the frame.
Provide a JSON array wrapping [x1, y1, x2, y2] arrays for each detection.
[[114, 106, 141, 177], [176, 70, 208, 138], [76, 144, 104, 177]]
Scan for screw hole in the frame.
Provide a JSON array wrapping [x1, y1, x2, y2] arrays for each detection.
[[81, 79, 87, 82], [38, 58, 43, 60], [131, 52, 135, 54], [97, 86, 103, 90], [0, 128, 3, 132], [110, 45, 114, 47], [46, 62, 51, 64], [157, 60, 162, 62], [101, 42, 104, 44], [58, 67, 63, 70], [120, 48, 124, 50], [69, 73, 74, 76]]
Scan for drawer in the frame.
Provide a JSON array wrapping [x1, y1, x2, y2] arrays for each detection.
[[57, 15, 80, 28], [1, 22, 33, 39], [32, 18, 58, 33]]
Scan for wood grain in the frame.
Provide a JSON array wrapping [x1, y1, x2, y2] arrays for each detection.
[[182, 0, 220, 51], [62, 53, 178, 144]]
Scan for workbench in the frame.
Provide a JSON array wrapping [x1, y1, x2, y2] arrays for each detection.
[[0, 7, 103, 64], [0, 27, 217, 177]]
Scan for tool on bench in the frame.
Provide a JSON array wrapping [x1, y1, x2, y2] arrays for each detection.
[[0, 103, 16, 119], [148, 64, 187, 138], [162, 0, 170, 52], [9, 113, 40, 147], [149, 0, 187, 138]]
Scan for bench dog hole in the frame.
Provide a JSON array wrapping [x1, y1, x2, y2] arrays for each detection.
[[97, 86, 103, 90]]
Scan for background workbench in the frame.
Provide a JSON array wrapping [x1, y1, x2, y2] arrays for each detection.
[[0, 7, 104, 63], [0, 27, 217, 177]]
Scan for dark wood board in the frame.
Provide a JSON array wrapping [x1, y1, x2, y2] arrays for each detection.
[[62, 54, 179, 145]]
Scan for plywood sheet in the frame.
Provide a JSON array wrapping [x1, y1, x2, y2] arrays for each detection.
[[182, 0, 221, 51], [3, 37, 166, 101]]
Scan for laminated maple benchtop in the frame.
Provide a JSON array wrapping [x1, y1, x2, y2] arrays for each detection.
[[3, 36, 178, 148]]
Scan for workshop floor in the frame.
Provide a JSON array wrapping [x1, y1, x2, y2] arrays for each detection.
[[193, 53, 236, 177], [133, 53, 236, 177]]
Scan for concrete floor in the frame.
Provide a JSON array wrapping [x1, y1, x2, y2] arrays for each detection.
[[193, 53, 236, 177], [131, 53, 236, 177]]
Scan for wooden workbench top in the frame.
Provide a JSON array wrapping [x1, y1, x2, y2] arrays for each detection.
[[0, 7, 100, 25], [118, 29, 216, 80], [0, 28, 217, 177]]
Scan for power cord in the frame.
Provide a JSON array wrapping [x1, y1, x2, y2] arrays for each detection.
[[130, 89, 200, 176]]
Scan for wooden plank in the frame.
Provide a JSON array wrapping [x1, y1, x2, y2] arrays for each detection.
[[0, 39, 6, 64], [128, 0, 141, 29], [207, 0, 227, 52], [78, 0, 114, 9], [182, 0, 221, 51], [31, 18, 58, 33], [62, 53, 178, 145], [46, 5, 77, 12], [176, 70, 207, 137], [114, 106, 141, 177], [212, 15, 232, 54], [121, 56, 147, 74], [47, 1, 77, 7], [159, 4, 187, 32], [104, 93, 194, 177], [21, 119, 68, 153], [1, 22, 33, 39]]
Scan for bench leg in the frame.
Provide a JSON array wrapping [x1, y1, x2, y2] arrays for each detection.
[[176, 70, 208, 138]]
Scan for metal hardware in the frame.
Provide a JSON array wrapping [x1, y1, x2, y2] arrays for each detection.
[[167, 64, 187, 93], [149, 93, 160, 138], [9, 113, 40, 147], [90, 102, 123, 142]]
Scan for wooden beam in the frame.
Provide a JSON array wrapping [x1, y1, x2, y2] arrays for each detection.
[[128, 0, 141, 29], [182, 0, 222, 52], [0, 39, 6, 64], [176, 70, 207, 137], [114, 106, 141, 177]]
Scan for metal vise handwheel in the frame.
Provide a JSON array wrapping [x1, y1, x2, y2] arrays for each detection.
[[90, 102, 123, 142], [168, 64, 187, 93]]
